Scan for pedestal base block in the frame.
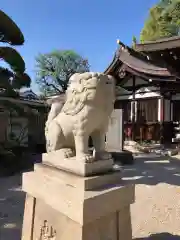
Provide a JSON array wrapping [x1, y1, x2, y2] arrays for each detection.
[[21, 163, 135, 240], [42, 150, 114, 176]]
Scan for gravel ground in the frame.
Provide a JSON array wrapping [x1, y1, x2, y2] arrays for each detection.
[[0, 155, 180, 239]]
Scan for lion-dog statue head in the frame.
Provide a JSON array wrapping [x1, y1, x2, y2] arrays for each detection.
[[62, 72, 116, 116]]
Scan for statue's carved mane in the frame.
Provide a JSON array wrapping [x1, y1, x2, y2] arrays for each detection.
[[62, 72, 100, 116]]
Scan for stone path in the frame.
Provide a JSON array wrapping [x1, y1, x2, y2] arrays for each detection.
[[124, 155, 180, 239], [1, 156, 180, 239]]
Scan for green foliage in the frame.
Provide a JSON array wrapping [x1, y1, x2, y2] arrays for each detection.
[[132, 36, 137, 47], [0, 10, 31, 96], [140, 0, 180, 42], [12, 73, 31, 89], [0, 10, 24, 45], [35, 50, 90, 96], [0, 47, 25, 72]]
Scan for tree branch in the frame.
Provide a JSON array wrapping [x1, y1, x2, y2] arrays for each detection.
[[45, 82, 62, 93]]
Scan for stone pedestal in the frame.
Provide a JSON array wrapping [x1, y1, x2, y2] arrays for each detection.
[[21, 162, 135, 240]]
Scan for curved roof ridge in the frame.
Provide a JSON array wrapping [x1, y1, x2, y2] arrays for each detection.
[[105, 41, 173, 77]]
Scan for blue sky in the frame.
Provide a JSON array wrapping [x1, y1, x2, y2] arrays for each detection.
[[1, 0, 158, 93]]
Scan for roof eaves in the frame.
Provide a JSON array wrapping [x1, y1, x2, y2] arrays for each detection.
[[135, 36, 180, 52]]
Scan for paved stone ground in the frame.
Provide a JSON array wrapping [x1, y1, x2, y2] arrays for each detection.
[[0, 175, 25, 240], [1, 155, 180, 239], [124, 155, 180, 239]]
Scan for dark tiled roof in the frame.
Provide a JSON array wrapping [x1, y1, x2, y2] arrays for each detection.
[[135, 36, 180, 52], [105, 43, 173, 78], [117, 47, 172, 77], [134, 37, 180, 77]]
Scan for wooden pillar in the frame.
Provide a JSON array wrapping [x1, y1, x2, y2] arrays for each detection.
[[160, 94, 165, 144], [169, 94, 173, 122], [160, 97, 164, 122], [170, 100, 173, 122], [132, 76, 136, 141]]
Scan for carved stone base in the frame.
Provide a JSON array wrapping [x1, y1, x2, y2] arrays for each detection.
[[42, 151, 114, 177], [21, 163, 135, 240]]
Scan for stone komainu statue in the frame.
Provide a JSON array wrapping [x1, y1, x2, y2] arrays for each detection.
[[45, 72, 115, 163]]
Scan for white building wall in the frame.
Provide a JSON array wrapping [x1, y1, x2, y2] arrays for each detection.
[[116, 86, 160, 100], [115, 75, 177, 123], [158, 99, 161, 122], [116, 85, 174, 122]]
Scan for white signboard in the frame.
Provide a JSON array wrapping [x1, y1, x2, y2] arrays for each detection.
[[106, 109, 124, 152]]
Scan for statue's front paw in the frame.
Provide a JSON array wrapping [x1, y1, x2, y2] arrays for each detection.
[[94, 151, 112, 160], [78, 154, 95, 163], [59, 148, 75, 158]]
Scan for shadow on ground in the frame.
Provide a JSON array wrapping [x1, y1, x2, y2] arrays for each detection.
[[0, 174, 25, 240], [121, 155, 180, 186], [0, 153, 44, 239], [134, 232, 180, 239]]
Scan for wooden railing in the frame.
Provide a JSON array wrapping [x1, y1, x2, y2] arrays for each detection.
[[124, 122, 174, 143]]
